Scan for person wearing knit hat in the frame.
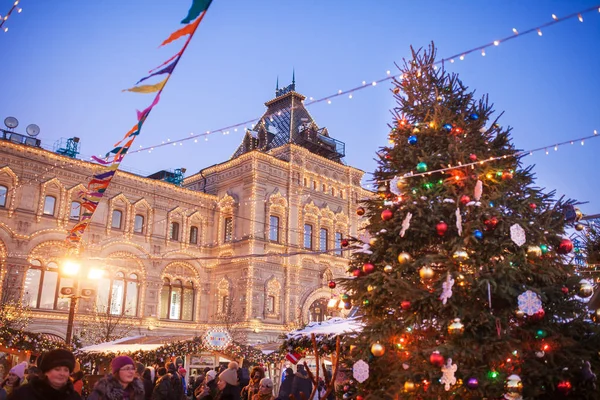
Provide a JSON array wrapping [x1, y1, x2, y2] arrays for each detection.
[[87, 355, 144, 400], [0, 361, 26, 398], [251, 378, 275, 400], [195, 370, 218, 399], [9, 349, 81, 400], [216, 365, 241, 400]]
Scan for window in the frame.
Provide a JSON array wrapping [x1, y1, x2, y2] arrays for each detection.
[[43, 195, 56, 215], [320, 228, 328, 251], [69, 201, 80, 220], [111, 210, 123, 229], [170, 222, 180, 241], [189, 226, 199, 244], [322, 184, 326, 192], [0, 185, 7, 207], [303, 178, 308, 187], [331, 187, 335, 197], [24, 260, 73, 310], [96, 272, 139, 316], [224, 217, 233, 242], [134, 215, 145, 233], [304, 224, 313, 249], [269, 215, 279, 242], [334, 232, 343, 256], [266, 295, 275, 314], [160, 278, 195, 321], [312, 181, 317, 190], [222, 295, 230, 314]]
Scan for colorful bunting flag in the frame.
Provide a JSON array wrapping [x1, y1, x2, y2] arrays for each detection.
[[136, 61, 178, 84], [123, 76, 168, 93], [181, 0, 212, 24], [149, 51, 182, 74], [161, 16, 201, 47]]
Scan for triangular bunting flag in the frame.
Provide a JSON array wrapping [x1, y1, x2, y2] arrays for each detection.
[[161, 17, 200, 47], [123, 77, 168, 94], [181, 0, 212, 24]]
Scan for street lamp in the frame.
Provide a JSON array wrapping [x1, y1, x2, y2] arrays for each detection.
[[60, 259, 103, 345]]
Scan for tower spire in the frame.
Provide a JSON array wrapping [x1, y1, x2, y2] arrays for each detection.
[[291, 68, 296, 91], [276, 76, 279, 92]]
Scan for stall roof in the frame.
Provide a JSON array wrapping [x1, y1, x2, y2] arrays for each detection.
[[285, 317, 363, 339], [78, 335, 195, 354]]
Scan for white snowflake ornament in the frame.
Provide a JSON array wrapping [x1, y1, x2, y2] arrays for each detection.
[[440, 273, 455, 305], [510, 224, 526, 247], [399, 212, 412, 237], [353, 359, 369, 383], [518, 290, 543, 315], [440, 358, 457, 391]]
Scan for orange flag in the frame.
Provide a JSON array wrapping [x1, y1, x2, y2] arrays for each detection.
[[161, 16, 201, 46]]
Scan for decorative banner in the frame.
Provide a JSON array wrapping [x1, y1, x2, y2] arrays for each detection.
[[204, 330, 233, 349], [66, 1, 214, 250]]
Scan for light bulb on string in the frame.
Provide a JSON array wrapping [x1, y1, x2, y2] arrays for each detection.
[[494, 40, 500, 46], [512, 28, 519, 34], [537, 29, 542, 36], [552, 14, 558, 20], [578, 13, 583, 22], [481, 49, 486, 56]]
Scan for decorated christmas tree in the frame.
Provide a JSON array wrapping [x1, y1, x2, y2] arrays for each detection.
[[342, 44, 600, 399]]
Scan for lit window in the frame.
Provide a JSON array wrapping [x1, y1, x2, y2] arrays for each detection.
[[24, 260, 74, 311], [189, 226, 199, 244], [96, 272, 139, 316], [224, 217, 233, 242], [222, 295, 229, 313], [111, 210, 122, 229], [0, 185, 7, 207], [43, 195, 56, 215], [320, 228, 328, 251], [266, 295, 275, 314], [160, 278, 195, 321], [170, 222, 180, 241], [70, 201, 80, 220], [334, 232, 343, 256], [134, 215, 144, 233], [304, 224, 313, 249], [269, 215, 279, 242]]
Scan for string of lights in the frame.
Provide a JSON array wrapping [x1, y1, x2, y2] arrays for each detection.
[[126, 5, 600, 156], [0, 0, 23, 33], [375, 130, 599, 182]]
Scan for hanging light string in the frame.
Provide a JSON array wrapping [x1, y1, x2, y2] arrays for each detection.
[[375, 130, 599, 182], [0, 0, 23, 33], [127, 4, 600, 156]]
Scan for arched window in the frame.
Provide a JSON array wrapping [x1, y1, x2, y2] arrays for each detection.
[[330, 187, 335, 197], [223, 217, 233, 242], [303, 178, 308, 187], [265, 279, 281, 317], [96, 272, 139, 316], [70, 201, 81, 220], [320, 228, 328, 251], [24, 260, 74, 311], [322, 183, 326, 192], [334, 232, 343, 256], [134, 215, 145, 233], [160, 278, 194, 321], [312, 181, 317, 190], [43, 195, 56, 215], [111, 210, 123, 229], [0, 185, 7, 207], [269, 216, 280, 242], [189, 226, 199, 244], [217, 279, 231, 314], [304, 224, 313, 249], [170, 222, 180, 241]]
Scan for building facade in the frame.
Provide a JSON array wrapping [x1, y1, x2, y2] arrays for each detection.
[[0, 83, 369, 345]]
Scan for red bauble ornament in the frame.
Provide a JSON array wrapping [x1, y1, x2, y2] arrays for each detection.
[[531, 308, 545, 321], [557, 380, 572, 394], [356, 396, 364, 400], [381, 209, 393, 221], [502, 171, 513, 180], [557, 239, 574, 254], [400, 300, 411, 310], [429, 351, 444, 367], [469, 154, 477, 161], [484, 216, 498, 231], [352, 269, 362, 277], [460, 195, 471, 205], [362, 263, 375, 274], [341, 239, 349, 248], [356, 207, 365, 216], [529, 203, 537, 210], [328, 281, 336, 289], [561, 287, 569, 294], [436, 221, 448, 236]]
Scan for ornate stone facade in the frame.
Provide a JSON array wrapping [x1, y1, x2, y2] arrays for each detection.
[[0, 87, 370, 344]]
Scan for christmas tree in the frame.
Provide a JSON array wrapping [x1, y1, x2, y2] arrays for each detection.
[[342, 44, 600, 399]]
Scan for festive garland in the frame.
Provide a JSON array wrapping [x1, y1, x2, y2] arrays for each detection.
[[75, 337, 281, 367], [280, 334, 346, 358], [0, 327, 71, 354]]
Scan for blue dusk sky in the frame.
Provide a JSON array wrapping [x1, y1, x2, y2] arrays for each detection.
[[1, 1, 599, 214]]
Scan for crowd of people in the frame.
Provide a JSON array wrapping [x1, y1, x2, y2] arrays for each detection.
[[0, 348, 333, 400]]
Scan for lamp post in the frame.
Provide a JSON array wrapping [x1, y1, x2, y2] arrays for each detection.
[[61, 259, 100, 346]]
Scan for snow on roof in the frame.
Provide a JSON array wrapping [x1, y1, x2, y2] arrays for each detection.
[[77, 336, 165, 354], [286, 317, 363, 339]]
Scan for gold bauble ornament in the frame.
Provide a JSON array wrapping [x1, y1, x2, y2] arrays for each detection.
[[448, 318, 464, 336], [396, 178, 405, 191], [579, 280, 594, 298], [575, 208, 583, 221], [371, 343, 385, 357], [384, 265, 393, 273], [505, 374, 523, 394], [397, 252, 412, 264], [452, 250, 469, 260], [369, 237, 377, 246], [515, 309, 525, 319], [419, 266, 434, 279], [527, 246, 542, 258], [575, 223, 585, 231], [404, 381, 416, 392], [367, 285, 375, 292]]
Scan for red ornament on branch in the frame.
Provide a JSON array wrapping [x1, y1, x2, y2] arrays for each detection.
[[341, 239, 349, 248], [381, 209, 393, 221], [356, 207, 365, 216], [469, 154, 477, 161], [557, 239, 573, 254], [460, 195, 470, 205], [557, 380, 572, 394], [328, 281, 336, 289], [362, 263, 375, 274], [400, 301, 411, 310], [352, 269, 362, 277], [484, 217, 498, 231], [436, 221, 448, 236], [429, 351, 444, 367]]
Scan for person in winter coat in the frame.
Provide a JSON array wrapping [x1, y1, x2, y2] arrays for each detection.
[[251, 378, 275, 400], [241, 366, 265, 400], [215, 365, 240, 400], [142, 369, 154, 400], [166, 362, 184, 400], [88, 355, 145, 400], [195, 370, 217, 399], [275, 368, 294, 400], [0, 361, 26, 398], [290, 365, 312, 400], [9, 348, 81, 400], [71, 371, 84, 396]]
